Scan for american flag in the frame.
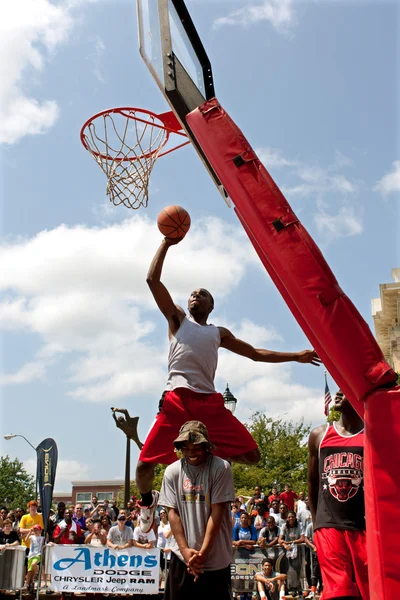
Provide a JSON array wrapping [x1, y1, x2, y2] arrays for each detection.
[[324, 371, 332, 416]]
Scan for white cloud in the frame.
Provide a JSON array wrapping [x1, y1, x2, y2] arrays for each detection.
[[374, 160, 400, 195], [0, 215, 260, 401], [214, 0, 294, 32], [257, 147, 297, 168], [314, 206, 363, 238], [0, 0, 97, 144]]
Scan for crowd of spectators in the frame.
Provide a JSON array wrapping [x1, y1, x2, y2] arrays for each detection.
[[0, 485, 319, 598], [0, 494, 175, 593], [231, 485, 320, 599]]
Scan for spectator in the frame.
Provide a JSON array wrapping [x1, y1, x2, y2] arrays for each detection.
[[298, 498, 312, 531], [107, 514, 134, 550], [157, 509, 172, 586], [269, 500, 281, 521], [231, 498, 246, 528], [295, 492, 306, 518], [279, 484, 298, 511], [237, 495, 247, 510], [304, 522, 322, 599], [25, 525, 44, 593], [53, 509, 82, 544], [103, 499, 116, 522], [73, 504, 86, 531], [100, 515, 111, 533], [110, 498, 119, 522], [278, 511, 304, 597], [268, 487, 280, 506], [14, 508, 24, 530], [0, 507, 8, 526], [259, 516, 281, 563], [253, 504, 268, 532], [247, 486, 264, 514], [133, 524, 156, 549], [254, 558, 286, 600], [85, 521, 107, 546], [117, 509, 134, 529], [53, 502, 66, 524], [19, 501, 44, 552], [0, 519, 20, 548], [89, 496, 100, 519], [84, 520, 96, 542], [275, 503, 288, 529], [232, 512, 258, 550]]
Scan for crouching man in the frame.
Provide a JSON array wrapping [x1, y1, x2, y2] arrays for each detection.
[[158, 420, 235, 600], [255, 558, 286, 600]]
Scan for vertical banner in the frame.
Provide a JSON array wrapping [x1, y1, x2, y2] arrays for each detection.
[[36, 438, 58, 535]]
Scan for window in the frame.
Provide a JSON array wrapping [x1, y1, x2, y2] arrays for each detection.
[[76, 493, 91, 503], [97, 492, 113, 501]]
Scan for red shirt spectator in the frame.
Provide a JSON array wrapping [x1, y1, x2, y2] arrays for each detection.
[[268, 487, 280, 505], [53, 510, 82, 544], [279, 485, 298, 511]]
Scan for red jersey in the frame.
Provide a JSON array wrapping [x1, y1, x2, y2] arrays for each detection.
[[279, 490, 298, 510], [315, 422, 365, 531], [268, 494, 280, 505], [53, 522, 82, 544]]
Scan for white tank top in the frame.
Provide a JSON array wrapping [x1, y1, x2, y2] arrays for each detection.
[[166, 316, 221, 394]]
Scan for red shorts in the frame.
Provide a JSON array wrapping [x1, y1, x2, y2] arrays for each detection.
[[314, 528, 369, 599], [139, 387, 258, 464]]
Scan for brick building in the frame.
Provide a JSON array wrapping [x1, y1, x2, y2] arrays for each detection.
[[53, 479, 124, 506]]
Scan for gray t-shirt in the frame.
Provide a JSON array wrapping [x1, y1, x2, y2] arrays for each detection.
[[107, 524, 134, 545], [158, 454, 235, 571]]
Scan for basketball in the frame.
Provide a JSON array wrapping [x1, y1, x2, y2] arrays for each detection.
[[157, 205, 191, 239]]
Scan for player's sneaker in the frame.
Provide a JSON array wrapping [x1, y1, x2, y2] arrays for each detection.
[[138, 490, 159, 533]]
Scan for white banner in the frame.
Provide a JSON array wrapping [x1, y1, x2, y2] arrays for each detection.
[[47, 545, 160, 595]]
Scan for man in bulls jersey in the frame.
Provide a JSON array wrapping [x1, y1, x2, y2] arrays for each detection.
[[308, 390, 369, 599]]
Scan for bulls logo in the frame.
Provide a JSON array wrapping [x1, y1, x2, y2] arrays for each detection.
[[322, 452, 363, 502], [327, 468, 362, 502]]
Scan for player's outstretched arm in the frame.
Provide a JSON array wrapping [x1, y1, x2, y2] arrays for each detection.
[[219, 327, 321, 366], [146, 238, 185, 332]]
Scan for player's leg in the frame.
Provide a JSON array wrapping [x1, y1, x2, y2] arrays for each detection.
[[136, 390, 190, 530], [346, 530, 369, 600], [314, 528, 359, 599], [184, 390, 260, 464]]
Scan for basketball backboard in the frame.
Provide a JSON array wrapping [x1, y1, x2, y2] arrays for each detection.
[[137, 0, 229, 202]]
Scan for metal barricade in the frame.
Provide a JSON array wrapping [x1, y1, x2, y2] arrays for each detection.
[[0, 546, 26, 592]]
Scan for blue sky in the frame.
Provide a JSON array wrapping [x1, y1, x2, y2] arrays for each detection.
[[1, 0, 399, 493]]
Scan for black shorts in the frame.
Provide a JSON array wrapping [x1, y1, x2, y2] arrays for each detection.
[[164, 552, 231, 600]]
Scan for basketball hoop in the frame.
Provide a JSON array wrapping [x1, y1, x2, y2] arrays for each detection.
[[80, 107, 190, 209]]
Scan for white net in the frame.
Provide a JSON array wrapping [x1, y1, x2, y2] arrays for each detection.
[[82, 108, 171, 209]]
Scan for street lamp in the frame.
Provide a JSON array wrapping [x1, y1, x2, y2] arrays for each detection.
[[223, 384, 237, 414], [4, 433, 38, 500]]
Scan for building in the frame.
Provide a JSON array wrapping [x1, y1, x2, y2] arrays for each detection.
[[372, 268, 400, 373], [53, 480, 124, 506]]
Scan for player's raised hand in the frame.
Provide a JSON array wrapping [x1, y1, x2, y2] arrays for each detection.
[[163, 236, 183, 246], [297, 350, 321, 366]]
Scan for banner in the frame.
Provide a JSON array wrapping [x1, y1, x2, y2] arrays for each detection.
[[36, 438, 58, 535], [47, 545, 160, 595], [231, 547, 269, 592]]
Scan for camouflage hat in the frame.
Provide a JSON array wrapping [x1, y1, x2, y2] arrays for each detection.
[[173, 421, 216, 451]]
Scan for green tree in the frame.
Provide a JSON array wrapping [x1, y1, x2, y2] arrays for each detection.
[[0, 456, 35, 508], [327, 404, 341, 423], [231, 412, 311, 495]]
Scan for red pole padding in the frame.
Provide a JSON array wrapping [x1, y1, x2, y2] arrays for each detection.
[[186, 96, 399, 600], [186, 98, 396, 414]]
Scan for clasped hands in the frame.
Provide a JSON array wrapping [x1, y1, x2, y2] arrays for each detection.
[[182, 548, 205, 582]]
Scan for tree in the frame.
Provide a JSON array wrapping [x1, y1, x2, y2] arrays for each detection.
[[231, 412, 311, 495], [327, 404, 341, 423], [0, 456, 35, 508]]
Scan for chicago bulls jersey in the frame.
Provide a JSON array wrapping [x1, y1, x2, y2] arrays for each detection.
[[314, 422, 365, 531]]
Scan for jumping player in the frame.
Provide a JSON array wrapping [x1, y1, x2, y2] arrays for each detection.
[[308, 390, 369, 599], [137, 237, 321, 530]]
